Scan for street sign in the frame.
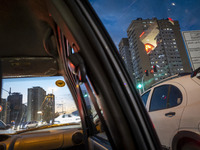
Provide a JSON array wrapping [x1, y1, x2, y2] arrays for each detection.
[[0, 105, 3, 112], [182, 30, 200, 70], [55, 80, 66, 87]]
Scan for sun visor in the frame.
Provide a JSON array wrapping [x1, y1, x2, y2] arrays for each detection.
[[1, 57, 59, 78]]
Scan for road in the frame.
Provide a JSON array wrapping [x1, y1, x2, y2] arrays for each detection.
[[0, 124, 81, 134]]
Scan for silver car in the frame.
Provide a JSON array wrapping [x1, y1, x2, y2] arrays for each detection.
[[24, 121, 38, 129]]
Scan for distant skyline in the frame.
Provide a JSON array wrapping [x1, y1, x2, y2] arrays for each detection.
[[90, 0, 200, 47], [2, 77, 77, 113]]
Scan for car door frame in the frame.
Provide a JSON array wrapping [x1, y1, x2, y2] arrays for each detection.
[[46, 0, 162, 149]]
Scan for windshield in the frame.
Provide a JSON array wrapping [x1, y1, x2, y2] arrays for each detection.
[[90, 0, 200, 149], [0, 76, 80, 133]]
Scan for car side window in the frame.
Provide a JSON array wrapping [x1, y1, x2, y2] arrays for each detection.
[[150, 85, 169, 111], [80, 83, 107, 136], [168, 85, 182, 108], [141, 91, 150, 105]]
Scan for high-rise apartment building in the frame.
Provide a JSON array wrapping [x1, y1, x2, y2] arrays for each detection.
[[119, 38, 135, 84], [7, 93, 22, 125], [42, 94, 55, 123], [126, 18, 191, 89], [27, 87, 46, 122]]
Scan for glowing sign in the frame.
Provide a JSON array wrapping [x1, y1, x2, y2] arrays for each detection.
[[145, 43, 155, 54], [140, 22, 159, 55], [168, 17, 174, 25], [139, 32, 145, 38]]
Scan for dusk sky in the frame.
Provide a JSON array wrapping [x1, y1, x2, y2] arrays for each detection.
[[2, 77, 77, 113], [2, 0, 200, 114], [90, 0, 200, 47]]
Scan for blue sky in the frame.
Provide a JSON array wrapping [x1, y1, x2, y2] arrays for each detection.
[[90, 0, 200, 47]]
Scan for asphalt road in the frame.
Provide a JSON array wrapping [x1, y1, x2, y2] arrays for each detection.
[[0, 124, 81, 135]]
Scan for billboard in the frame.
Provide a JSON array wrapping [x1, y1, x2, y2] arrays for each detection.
[[182, 31, 200, 70], [140, 22, 159, 54]]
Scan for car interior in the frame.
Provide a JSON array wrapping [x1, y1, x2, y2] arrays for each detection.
[[0, 0, 161, 150]]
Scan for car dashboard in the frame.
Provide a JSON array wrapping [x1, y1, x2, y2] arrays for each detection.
[[0, 127, 83, 150]]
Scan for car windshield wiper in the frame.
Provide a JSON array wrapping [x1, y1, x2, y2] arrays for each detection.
[[15, 123, 81, 134]]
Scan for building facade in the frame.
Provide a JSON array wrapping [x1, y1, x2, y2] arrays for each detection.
[[27, 87, 46, 122], [0, 99, 8, 123], [42, 94, 55, 123], [7, 93, 23, 125], [119, 38, 135, 84], [126, 18, 191, 90]]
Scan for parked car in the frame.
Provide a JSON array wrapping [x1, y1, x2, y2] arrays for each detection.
[[53, 114, 81, 124], [24, 121, 38, 129], [0, 120, 14, 134], [141, 72, 200, 149], [20, 122, 27, 129]]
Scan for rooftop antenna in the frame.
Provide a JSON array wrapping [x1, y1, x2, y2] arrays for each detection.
[[9, 87, 11, 95]]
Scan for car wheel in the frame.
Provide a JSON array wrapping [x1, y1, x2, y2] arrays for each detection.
[[181, 141, 200, 150], [26, 126, 29, 129]]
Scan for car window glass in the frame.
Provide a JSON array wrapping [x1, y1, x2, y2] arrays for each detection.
[[80, 83, 106, 136], [141, 91, 150, 105], [89, 0, 200, 149], [150, 85, 169, 111], [168, 85, 182, 108], [0, 121, 5, 128], [1, 76, 80, 133]]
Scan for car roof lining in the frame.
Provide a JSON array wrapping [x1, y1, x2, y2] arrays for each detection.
[[0, 0, 60, 77]]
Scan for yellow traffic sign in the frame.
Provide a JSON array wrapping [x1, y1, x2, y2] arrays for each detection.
[[55, 80, 65, 87]]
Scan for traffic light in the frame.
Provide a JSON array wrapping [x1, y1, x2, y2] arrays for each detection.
[[145, 70, 149, 76], [83, 93, 88, 98], [137, 83, 143, 89], [153, 65, 157, 72], [150, 69, 154, 74]]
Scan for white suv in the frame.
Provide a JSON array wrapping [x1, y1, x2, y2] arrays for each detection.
[[141, 73, 200, 150]]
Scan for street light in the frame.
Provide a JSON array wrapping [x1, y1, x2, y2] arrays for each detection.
[[37, 111, 42, 121], [37, 111, 42, 114]]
